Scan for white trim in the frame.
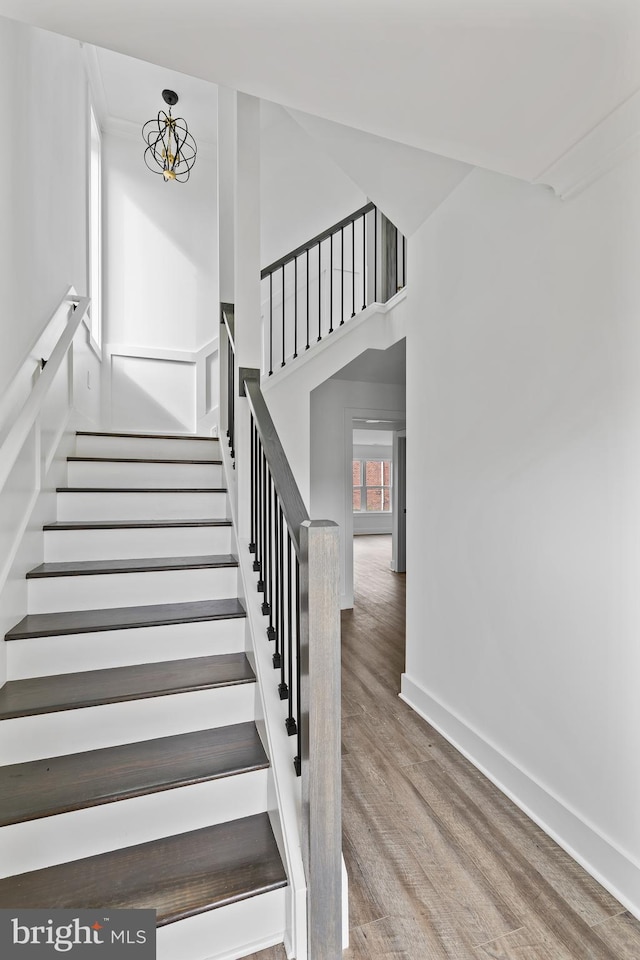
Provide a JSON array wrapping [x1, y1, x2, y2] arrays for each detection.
[[105, 339, 218, 364], [80, 44, 109, 132], [535, 86, 640, 200], [400, 673, 640, 921]]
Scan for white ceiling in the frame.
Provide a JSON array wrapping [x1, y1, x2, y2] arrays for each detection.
[[90, 46, 218, 146], [1, 0, 639, 182], [333, 340, 406, 386]]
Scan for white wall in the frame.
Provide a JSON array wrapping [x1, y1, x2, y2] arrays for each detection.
[[403, 156, 640, 916], [310, 379, 405, 607], [103, 132, 219, 433], [260, 103, 365, 269], [0, 17, 88, 398]]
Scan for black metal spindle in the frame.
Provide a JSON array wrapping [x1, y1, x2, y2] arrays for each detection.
[[281, 264, 286, 367], [317, 242, 322, 342], [340, 227, 344, 325], [268, 272, 273, 376], [360, 216, 366, 309], [294, 555, 301, 776], [264, 469, 272, 618], [285, 532, 296, 735], [253, 427, 262, 575], [305, 248, 310, 349], [403, 235, 407, 288], [351, 220, 356, 318], [277, 505, 286, 694], [293, 258, 298, 359], [374, 206, 378, 303], [258, 449, 267, 592], [249, 418, 256, 554], [228, 344, 235, 461], [394, 225, 399, 293], [329, 233, 334, 334]]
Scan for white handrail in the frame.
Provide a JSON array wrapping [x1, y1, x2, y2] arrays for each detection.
[[0, 289, 90, 497]]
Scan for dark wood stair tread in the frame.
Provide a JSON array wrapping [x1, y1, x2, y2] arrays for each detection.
[[0, 723, 268, 826], [43, 519, 232, 530], [76, 431, 219, 443], [0, 653, 255, 720], [5, 597, 246, 640], [26, 554, 238, 578], [0, 813, 286, 923], [68, 456, 222, 465], [56, 487, 227, 494]]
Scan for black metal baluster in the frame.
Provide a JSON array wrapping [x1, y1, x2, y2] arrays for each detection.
[[374, 206, 378, 302], [329, 233, 334, 334], [294, 554, 302, 776], [351, 220, 356, 318], [249, 417, 256, 554], [362, 212, 366, 310], [395, 225, 399, 293], [293, 257, 298, 359], [285, 532, 297, 735], [281, 264, 286, 367], [317, 242, 322, 342], [253, 430, 262, 574], [403, 235, 407, 288], [258, 449, 267, 592], [263, 469, 272, 618], [268, 272, 273, 376], [305, 248, 310, 350], [277, 504, 286, 692], [340, 227, 345, 325], [228, 345, 235, 461]]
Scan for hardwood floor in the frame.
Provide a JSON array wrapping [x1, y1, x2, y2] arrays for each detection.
[[341, 534, 640, 960]]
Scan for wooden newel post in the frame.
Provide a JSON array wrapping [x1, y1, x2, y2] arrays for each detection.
[[299, 519, 342, 960]]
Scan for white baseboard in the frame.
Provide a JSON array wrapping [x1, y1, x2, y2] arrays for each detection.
[[400, 673, 640, 922]]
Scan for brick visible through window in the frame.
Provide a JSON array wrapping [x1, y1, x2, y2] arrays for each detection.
[[353, 458, 392, 512]]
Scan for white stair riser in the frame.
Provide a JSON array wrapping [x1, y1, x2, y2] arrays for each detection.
[[0, 769, 268, 878], [7, 618, 246, 679], [57, 491, 227, 522], [0, 685, 256, 764], [28, 567, 239, 614], [157, 887, 286, 960], [75, 435, 221, 461], [44, 525, 233, 562], [68, 461, 224, 489]]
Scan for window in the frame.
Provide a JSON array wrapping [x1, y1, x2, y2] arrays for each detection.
[[353, 459, 392, 512], [89, 106, 102, 345]]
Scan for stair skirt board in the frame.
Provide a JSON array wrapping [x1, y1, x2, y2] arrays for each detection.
[[67, 460, 224, 488], [56, 489, 228, 522], [27, 565, 239, 614], [44, 525, 233, 562], [0, 684, 257, 764], [156, 889, 287, 960], [0, 767, 269, 877]]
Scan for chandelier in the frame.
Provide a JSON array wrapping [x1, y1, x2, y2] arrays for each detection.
[[142, 89, 197, 183]]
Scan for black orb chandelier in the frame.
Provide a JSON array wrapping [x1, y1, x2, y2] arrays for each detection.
[[142, 89, 197, 183]]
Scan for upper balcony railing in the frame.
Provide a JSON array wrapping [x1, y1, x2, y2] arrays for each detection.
[[261, 203, 406, 376]]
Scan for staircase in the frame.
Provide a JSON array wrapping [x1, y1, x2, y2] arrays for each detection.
[[0, 430, 288, 960]]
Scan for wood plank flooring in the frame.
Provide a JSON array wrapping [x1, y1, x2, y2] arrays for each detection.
[[246, 533, 640, 960]]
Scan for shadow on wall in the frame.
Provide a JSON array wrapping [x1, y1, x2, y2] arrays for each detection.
[[110, 360, 195, 434]]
